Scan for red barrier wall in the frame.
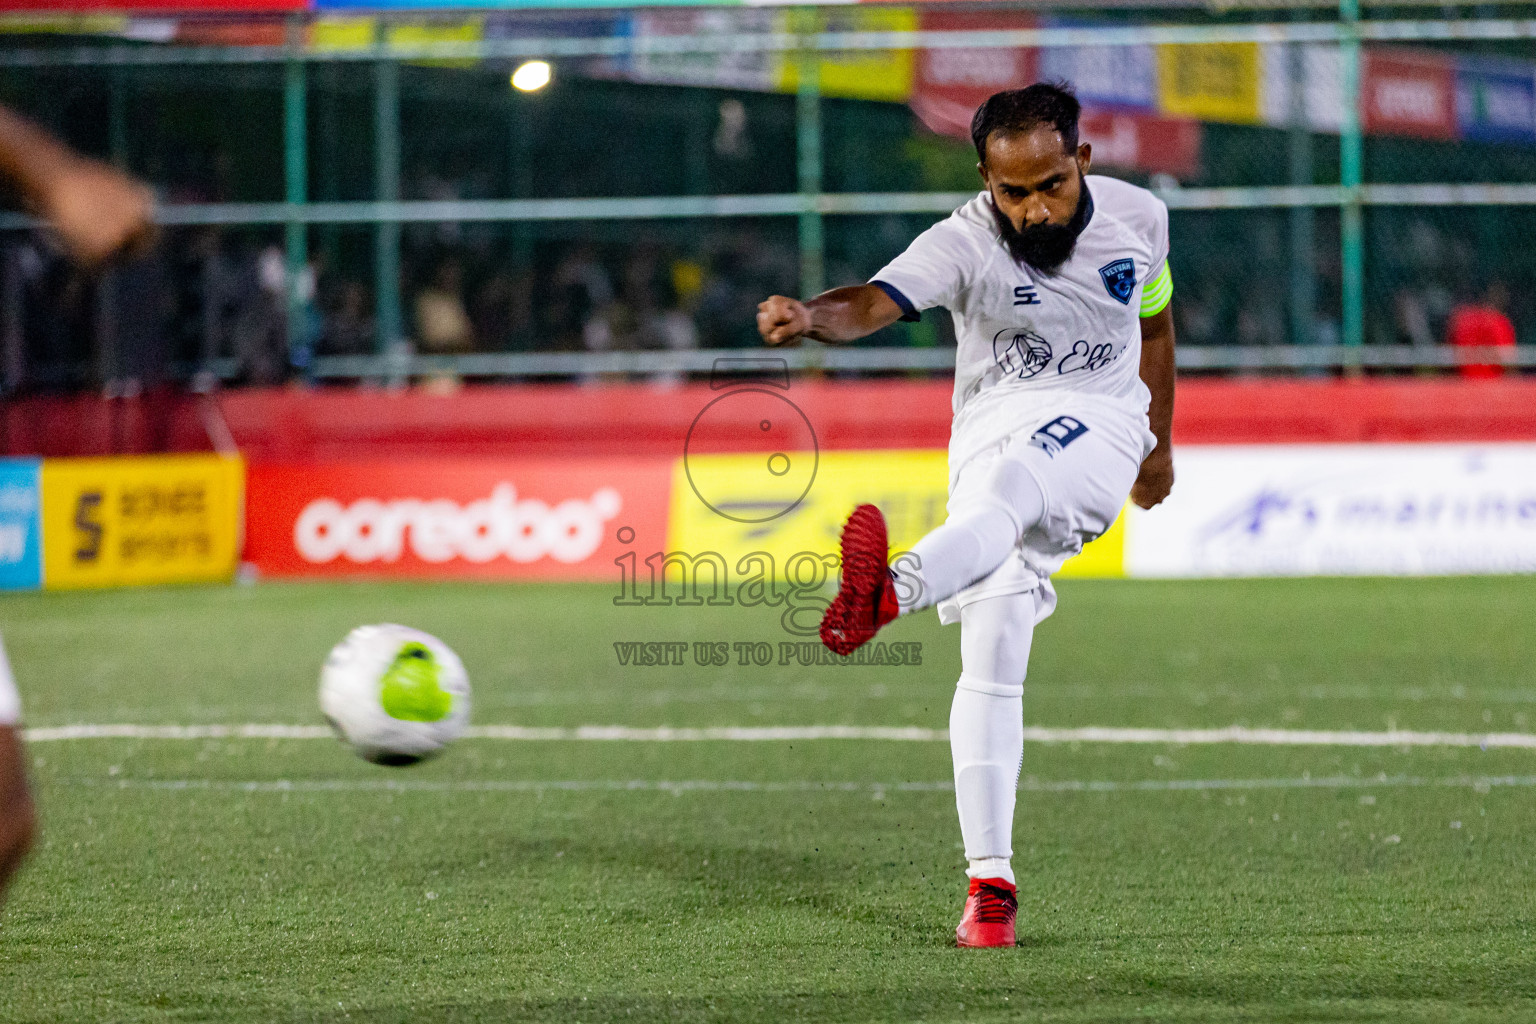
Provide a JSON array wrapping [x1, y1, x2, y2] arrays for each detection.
[[218, 378, 1536, 460], [0, 392, 214, 458], [5, 377, 1536, 459]]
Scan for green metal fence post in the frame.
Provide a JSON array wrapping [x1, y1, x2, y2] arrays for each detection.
[[374, 21, 403, 371], [1287, 14, 1315, 350], [317, 63, 341, 270], [1339, 0, 1365, 363], [795, 10, 824, 300], [283, 14, 310, 378]]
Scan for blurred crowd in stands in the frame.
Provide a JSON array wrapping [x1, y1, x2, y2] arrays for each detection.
[[0, 205, 1526, 392], [0, 223, 806, 390]]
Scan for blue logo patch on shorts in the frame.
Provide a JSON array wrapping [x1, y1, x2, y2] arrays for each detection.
[[1028, 416, 1089, 458], [1099, 259, 1136, 304]]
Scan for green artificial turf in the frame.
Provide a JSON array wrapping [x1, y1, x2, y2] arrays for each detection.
[[1, 577, 1535, 1022]]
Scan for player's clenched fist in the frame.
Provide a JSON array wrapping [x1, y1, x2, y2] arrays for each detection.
[[757, 295, 812, 347], [1130, 446, 1174, 510]]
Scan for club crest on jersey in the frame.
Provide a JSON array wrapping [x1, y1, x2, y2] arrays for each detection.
[[1099, 258, 1136, 305]]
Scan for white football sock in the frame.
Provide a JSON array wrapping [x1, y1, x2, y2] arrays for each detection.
[[894, 454, 1046, 614], [949, 592, 1036, 888]]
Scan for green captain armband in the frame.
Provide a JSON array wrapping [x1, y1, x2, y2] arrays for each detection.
[[1140, 264, 1172, 317]]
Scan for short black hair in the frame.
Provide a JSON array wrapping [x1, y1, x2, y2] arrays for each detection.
[[971, 82, 1081, 163]]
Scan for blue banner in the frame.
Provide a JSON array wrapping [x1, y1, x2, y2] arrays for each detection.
[[0, 459, 41, 591], [1456, 59, 1536, 145], [1038, 17, 1157, 111]]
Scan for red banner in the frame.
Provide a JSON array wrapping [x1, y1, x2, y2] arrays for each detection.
[[245, 459, 673, 582], [1363, 48, 1457, 140], [910, 10, 1037, 139], [0, 0, 302, 9], [1080, 108, 1202, 179], [910, 14, 1202, 181]]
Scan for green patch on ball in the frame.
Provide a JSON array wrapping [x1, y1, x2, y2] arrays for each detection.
[[379, 642, 453, 723]]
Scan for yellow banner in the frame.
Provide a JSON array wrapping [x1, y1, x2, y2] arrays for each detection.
[[41, 455, 244, 591], [1157, 43, 1263, 124], [311, 17, 483, 67], [776, 8, 918, 104], [666, 449, 1122, 584], [310, 16, 374, 50]]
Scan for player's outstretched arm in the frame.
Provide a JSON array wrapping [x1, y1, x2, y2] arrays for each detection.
[[0, 104, 155, 268], [757, 284, 904, 347], [1131, 303, 1176, 509]]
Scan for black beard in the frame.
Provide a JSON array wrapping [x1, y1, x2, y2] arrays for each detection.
[[991, 178, 1094, 274]]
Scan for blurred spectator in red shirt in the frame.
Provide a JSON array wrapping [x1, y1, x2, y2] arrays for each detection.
[[1446, 282, 1516, 379]]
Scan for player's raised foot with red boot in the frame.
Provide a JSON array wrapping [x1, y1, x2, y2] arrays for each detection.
[[820, 504, 900, 655], [955, 877, 1018, 948]]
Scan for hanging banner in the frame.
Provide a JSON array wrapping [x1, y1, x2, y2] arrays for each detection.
[[1362, 48, 1457, 140], [0, 1, 298, 10], [776, 7, 918, 104], [311, 14, 483, 66], [1080, 108, 1202, 179], [909, 10, 1036, 139], [1157, 42, 1263, 124], [1456, 58, 1536, 145], [1039, 22, 1156, 111], [623, 8, 777, 91]]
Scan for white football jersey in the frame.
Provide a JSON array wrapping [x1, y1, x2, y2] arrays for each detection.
[[871, 175, 1170, 466]]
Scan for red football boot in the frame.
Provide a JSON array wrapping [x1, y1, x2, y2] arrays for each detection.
[[955, 877, 1018, 948], [820, 504, 900, 656]]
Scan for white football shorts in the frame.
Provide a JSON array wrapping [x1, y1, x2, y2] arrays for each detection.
[[935, 401, 1155, 627], [0, 636, 18, 727]]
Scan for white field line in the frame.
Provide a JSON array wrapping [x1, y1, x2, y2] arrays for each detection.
[[21, 723, 1536, 748], [50, 774, 1536, 795]]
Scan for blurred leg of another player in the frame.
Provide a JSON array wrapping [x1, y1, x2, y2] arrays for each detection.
[[0, 103, 155, 907], [0, 638, 33, 907]]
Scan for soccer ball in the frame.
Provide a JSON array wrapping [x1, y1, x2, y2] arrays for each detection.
[[319, 624, 471, 766]]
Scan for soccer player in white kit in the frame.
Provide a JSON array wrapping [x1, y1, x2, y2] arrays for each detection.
[[757, 84, 1176, 947]]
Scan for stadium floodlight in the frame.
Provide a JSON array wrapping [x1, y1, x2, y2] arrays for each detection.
[[511, 61, 552, 92]]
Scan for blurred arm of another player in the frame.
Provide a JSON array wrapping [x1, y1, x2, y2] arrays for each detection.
[[1130, 301, 1175, 510], [0, 103, 155, 268], [757, 285, 904, 347]]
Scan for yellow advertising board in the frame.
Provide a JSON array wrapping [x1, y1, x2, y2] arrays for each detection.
[[776, 7, 918, 104], [40, 455, 244, 590], [1156, 42, 1263, 124], [666, 449, 1123, 584]]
